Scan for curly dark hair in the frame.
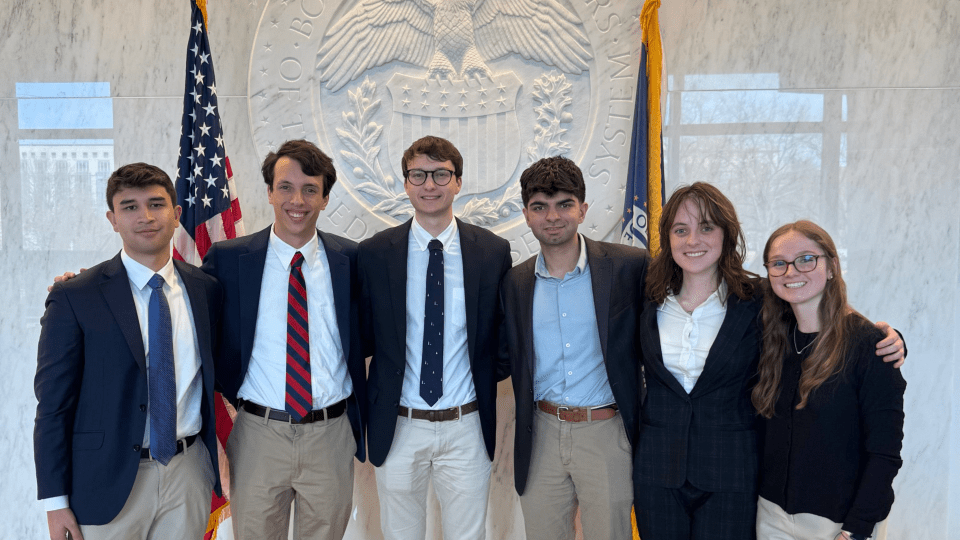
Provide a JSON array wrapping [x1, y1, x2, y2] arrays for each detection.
[[519, 156, 585, 206], [261, 139, 337, 197]]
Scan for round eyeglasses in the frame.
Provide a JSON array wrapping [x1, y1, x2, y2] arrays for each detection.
[[764, 254, 825, 277], [405, 168, 455, 186]]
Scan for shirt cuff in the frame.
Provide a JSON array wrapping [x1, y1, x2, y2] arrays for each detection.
[[42, 495, 69, 512]]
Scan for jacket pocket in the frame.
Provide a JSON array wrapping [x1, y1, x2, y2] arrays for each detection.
[[72, 431, 104, 450]]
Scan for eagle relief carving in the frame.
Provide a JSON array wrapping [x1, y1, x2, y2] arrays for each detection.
[[311, 0, 594, 225]]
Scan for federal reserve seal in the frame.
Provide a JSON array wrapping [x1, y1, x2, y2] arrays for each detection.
[[249, 0, 641, 261]]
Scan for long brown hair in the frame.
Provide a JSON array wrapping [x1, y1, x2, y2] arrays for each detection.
[[752, 220, 861, 418], [646, 182, 757, 304]]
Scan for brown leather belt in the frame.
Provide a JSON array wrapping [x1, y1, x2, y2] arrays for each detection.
[[537, 401, 618, 422], [241, 399, 347, 424], [398, 400, 479, 422]]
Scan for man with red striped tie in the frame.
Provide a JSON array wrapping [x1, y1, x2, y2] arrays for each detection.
[[201, 139, 366, 540]]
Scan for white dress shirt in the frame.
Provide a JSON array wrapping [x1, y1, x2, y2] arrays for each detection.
[[237, 228, 353, 410], [45, 250, 203, 511], [402, 218, 476, 409], [657, 281, 728, 393]]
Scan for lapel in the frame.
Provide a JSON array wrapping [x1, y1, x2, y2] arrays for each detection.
[[387, 220, 412, 356], [515, 256, 537, 380], [239, 227, 271, 363], [638, 298, 690, 398], [689, 293, 753, 397], [175, 260, 212, 366], [585, 238, 611, 361], [319, 230, 352, 361], [99, 253, 147, 374], [457, 219, 481, 363]]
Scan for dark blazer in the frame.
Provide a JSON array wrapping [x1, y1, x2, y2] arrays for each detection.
[[634, 290, 762, 493], [201, 225, 366, 461], [34, 254, 222, 525], [359, 218, 512, 467], [501, 238, 648, 495]]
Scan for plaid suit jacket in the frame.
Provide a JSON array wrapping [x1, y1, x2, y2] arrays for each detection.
[[634, 291, 762, 493]]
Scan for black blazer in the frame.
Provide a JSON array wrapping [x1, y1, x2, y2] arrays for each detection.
[[501, 238, 648, 495], [359, 218, 512, 467], [201, 225, 366, 461], [634, 291, 762, 493], [34, 254, 222, 525]]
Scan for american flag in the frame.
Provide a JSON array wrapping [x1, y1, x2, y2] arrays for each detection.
[[174, 0, 244, 266], [173, 2, 242, 539]]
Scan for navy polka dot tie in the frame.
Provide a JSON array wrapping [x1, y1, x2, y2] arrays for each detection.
[[420, 239, 444, 406]]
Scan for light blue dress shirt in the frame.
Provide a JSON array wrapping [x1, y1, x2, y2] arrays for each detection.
[[532, 235, 616, 407]]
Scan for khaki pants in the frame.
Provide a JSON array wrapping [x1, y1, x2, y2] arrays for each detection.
[[519, 408, 634, 540], [81, 438, 215, 540], [227, 407, 356, 540]]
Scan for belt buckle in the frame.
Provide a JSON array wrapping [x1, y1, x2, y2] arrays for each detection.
[[556, 406, 569, 422]]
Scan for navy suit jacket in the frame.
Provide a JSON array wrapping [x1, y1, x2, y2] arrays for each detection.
[[201, 226, 366, 461], [634, 290, 762, 494], [501, 238, 648, 495], [358, 218, 512, 467], [34, 254, 222, 525]]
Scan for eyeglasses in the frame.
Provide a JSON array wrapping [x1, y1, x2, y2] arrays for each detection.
[[405, 168, 455, 186], [764, 254, 825, 277]]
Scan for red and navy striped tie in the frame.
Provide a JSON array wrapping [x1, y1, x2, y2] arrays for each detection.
[[285, 251, 311, 421]]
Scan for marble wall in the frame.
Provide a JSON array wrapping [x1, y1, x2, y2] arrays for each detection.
[[1, 0, 957, 538]]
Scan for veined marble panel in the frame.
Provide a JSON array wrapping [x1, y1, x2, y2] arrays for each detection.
[[661, 0, 960, 90]]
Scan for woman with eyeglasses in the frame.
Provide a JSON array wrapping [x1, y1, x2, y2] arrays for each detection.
[[633, 184, 905, 540], [753, 221, 905, 540]]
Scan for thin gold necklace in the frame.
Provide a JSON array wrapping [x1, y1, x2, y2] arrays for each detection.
[[793, 325, 816, 354]]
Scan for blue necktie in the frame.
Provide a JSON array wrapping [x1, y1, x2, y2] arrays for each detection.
[[148, 274, 176, 465], [420, 239, 444, 406]]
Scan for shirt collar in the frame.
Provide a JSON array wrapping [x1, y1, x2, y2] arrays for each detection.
[[269, 226, 320, 270], [534, 234, 588, 279], [411, 217, 458, 252], [120, 250, 176, 291]]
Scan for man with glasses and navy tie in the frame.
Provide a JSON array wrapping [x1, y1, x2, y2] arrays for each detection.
[[358, 135, 512, 540], [35, 163, 222, 540]]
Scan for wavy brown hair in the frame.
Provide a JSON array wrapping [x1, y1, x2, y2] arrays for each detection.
[[752, 220, 863, 418], [646, 182, 757, 304]]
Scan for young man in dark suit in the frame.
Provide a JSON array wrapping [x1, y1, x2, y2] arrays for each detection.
[[201, 139, 365, 540], [359, 136, 512, 540], [35, 163, 222, 540], [499, 156, 648, 540]]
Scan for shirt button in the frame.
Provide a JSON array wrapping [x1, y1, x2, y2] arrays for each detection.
[[565, 343, 570, 348], [133, 445, 141, 452], [567, 371, 573, 375], [140, 404, 146, 412], [562, 313, 567, 317], [564, 397, 570, 402]]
